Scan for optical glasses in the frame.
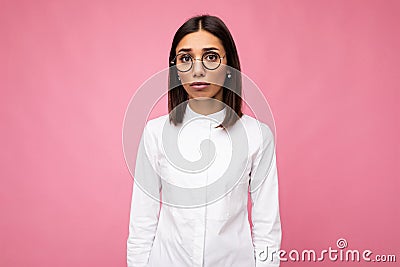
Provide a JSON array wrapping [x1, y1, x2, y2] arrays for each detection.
[[170, 52, 226, 72]]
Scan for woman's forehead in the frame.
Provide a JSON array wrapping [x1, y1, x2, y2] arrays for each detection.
[[176, 31, 224, 54]]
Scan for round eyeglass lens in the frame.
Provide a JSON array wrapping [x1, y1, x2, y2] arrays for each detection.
[[202, 52, 221, 70]]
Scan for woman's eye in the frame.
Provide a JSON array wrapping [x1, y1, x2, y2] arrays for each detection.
[[205, 54, 218, 62], [178, 54, 191, 63]]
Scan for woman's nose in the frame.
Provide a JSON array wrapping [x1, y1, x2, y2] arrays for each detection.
[[192, 59, 206, 77]]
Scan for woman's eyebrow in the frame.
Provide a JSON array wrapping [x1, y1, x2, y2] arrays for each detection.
[[177, 47, 220, 53]]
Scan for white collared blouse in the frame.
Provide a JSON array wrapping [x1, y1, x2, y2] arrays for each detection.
[[127, 104, 281, 267]]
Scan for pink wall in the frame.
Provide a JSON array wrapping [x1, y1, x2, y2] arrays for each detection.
[[1, 0, 398, 266]]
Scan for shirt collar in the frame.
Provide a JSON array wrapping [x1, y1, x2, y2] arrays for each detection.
[[184, 103, 226, 124]]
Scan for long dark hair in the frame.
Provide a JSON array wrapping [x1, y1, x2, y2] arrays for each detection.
[[168, 15, 243, 129]]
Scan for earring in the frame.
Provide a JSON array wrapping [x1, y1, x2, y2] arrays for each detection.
[[177, 76, 181, 81], [227, 73, 232, 79]]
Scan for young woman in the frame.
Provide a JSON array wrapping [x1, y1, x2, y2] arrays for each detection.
[[127, 15, 281, 267]]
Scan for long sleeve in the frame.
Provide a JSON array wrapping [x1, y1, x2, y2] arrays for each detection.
[[249, 123, 282, 267], [127, 124, 162, 267]]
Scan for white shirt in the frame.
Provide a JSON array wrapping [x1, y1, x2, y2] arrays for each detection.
[[127, 104, 281, 267]]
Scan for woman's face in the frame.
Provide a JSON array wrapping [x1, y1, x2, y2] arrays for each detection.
[[175, 30, 229, 101]]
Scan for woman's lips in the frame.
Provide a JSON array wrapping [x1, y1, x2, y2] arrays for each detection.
[[190, 82, 210, 90]]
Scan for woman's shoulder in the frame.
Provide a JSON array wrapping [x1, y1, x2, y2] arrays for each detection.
[[239, 114, 274, 142], [143, 114, 170, 134], [240, 114, 273, 131]]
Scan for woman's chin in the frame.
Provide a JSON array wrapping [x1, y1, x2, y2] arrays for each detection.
[[188, 89, 222, 100], [191, 94, 221, 101]]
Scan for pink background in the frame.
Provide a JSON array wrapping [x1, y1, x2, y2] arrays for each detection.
[[1, 0, 399, 266]]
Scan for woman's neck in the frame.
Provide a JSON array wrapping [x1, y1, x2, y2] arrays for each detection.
[[188, 98, 224, 115]]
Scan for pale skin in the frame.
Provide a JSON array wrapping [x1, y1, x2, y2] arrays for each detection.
[[175, 30, 231, 115]]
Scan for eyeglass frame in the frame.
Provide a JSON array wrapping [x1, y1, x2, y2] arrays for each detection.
[[170, 51, 226, 72]]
